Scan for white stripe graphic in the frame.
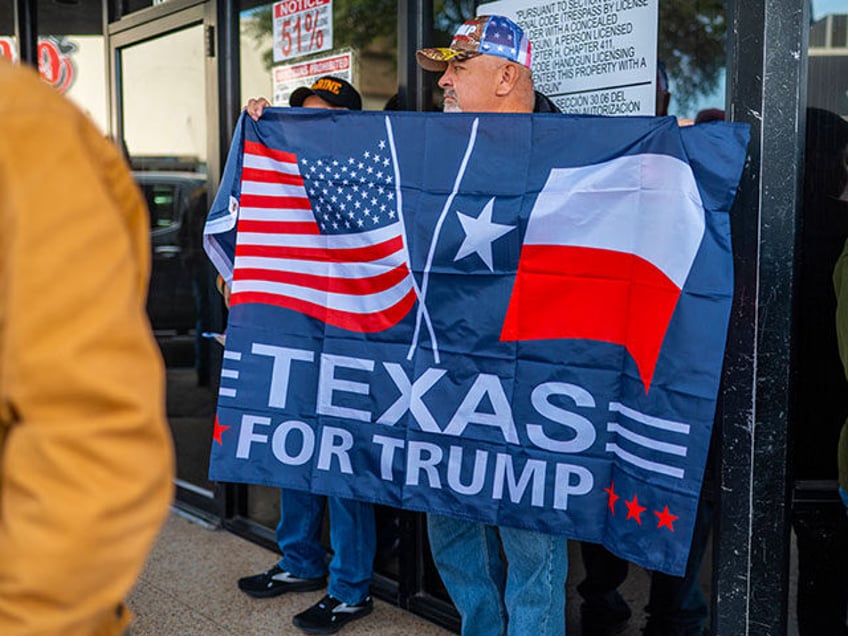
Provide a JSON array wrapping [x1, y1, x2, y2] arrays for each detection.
[[238, 207, 315, 222], [240, 181, 308, 198], [609, 402, 690, 434], [243, 152, 301, 174], [524, 153, 705, 288], [234, 253, 406, 278], [235, 276, 414, 314], [606, 423, 688, 457], [238, 222, 402, 249], [605, 443, 685, 479]]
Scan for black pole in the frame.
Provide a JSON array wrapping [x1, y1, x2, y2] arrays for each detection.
[[397, 0, 433, 111], [14, 0, 37, 68], [215, 0, 240, 159], [713, 0, 806, 634]]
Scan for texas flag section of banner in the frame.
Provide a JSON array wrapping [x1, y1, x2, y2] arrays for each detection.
[[203, 107, 749, 576]]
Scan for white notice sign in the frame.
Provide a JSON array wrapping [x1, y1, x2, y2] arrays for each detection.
[[273, 0, 333, 63], [480, 0, 658, 115], [272, 51, 354, 107]]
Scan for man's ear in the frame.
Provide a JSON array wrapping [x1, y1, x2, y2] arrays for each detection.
[[495, 62, 521, 96]]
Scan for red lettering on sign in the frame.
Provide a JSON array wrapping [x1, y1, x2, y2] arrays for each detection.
[[0, 39, 15, 61], [274, 0, 330, 18]]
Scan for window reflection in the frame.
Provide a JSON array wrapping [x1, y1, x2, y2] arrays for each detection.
[[120, 24, 217, 498], [792, 3, 848, 635], [122, 26, 207, 167]]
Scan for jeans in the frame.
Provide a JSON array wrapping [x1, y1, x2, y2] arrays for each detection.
[[276, 489, 376, 605], [427, 514, 568, 636], [577, 495, 713, 636]]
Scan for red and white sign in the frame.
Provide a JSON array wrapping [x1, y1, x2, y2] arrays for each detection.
[[272, 51, 352, 106], [272, 0, 333, 63], [0, 36, 77, 94]]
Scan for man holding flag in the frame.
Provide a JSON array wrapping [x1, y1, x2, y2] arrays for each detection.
[[415, 15, 568, 636], [228, 78, 380, 636], [202, 11, 748, 636]]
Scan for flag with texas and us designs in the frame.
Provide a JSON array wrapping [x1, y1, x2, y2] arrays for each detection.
[[203, 108, 749, 576]]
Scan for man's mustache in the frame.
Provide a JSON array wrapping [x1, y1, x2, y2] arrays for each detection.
[[442, 89, 460, 112]]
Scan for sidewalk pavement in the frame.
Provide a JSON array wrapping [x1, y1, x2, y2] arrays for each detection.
[[128, 509, 735, 635], [127, 511, 453, 635]]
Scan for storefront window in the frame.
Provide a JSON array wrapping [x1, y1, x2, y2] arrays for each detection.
[[0, 2, 107, 130], [119, 23, 218, 500], [239, 0, 397, 109], [38, 0, 107, 132], [122, 26, 207, 166], [791, 2, 848, 633]]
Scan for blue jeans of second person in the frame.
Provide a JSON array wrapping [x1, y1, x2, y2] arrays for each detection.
[[427, 514, 568, 636], [276, 489, 376, 605]]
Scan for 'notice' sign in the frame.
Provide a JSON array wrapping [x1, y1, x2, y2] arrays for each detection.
[[273, 0, 333, 63], [480, 0, 658, 115]]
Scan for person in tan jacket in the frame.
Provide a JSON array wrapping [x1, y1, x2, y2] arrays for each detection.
[[0, 60, 174, 635]]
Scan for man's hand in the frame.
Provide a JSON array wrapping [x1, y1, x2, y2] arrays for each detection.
[[245, 97, 272, 121]]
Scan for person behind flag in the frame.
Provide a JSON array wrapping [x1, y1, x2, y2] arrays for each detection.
[[416, 15, 566, 636], [0, 59, 174, 635], [244, 74, 362, 121], [232, 77, 378, 636]]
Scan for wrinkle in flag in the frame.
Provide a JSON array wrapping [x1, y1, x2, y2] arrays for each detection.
[[204, 109, 749, 576]]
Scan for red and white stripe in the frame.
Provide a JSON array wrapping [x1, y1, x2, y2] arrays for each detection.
[[230, 140, 417, 332]]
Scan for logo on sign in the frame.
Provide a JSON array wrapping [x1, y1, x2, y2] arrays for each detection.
[[0, 36, 77, 94]]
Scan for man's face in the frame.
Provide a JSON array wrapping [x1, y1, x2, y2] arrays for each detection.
[[438, 55, 504, 113], [302, 94, 346, 110]]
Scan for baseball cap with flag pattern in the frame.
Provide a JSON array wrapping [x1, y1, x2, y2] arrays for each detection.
[[416, 15, 532, 72]]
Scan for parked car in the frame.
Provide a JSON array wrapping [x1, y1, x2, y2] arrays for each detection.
[[134, 171, 207, 334]]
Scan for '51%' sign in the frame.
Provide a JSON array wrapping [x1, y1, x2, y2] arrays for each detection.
[[273, 0, 334, 63]]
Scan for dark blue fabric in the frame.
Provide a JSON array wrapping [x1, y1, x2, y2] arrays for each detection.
[[205, 110, 749, 576]]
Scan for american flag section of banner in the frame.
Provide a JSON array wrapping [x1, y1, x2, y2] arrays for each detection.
[[229, 138, 417, 332], [204, 110, 749, 576]]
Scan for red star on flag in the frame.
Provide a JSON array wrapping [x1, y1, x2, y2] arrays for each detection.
[[213, 415, 230, 445], [604, 482, 620, 514], [625, 494, 646, 525], [654, 505, 679, 531]]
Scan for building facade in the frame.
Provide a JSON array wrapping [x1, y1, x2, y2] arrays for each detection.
[[3, 1, 844, 634]]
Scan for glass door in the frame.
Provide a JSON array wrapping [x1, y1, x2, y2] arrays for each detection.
[[109, 3, 225, 519]]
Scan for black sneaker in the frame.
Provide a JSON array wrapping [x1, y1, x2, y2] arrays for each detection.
[[292, 594, 373, 634], [237, 564, 325, 598]]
